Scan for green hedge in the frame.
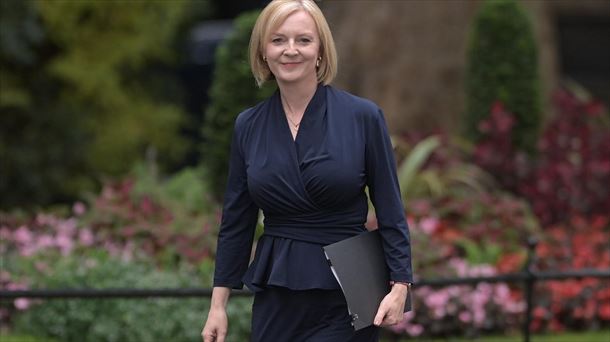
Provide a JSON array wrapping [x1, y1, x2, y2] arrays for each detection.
[[464, 0, 542, 153], [12, 251, 252, 342], [201, 10, 276, 199]]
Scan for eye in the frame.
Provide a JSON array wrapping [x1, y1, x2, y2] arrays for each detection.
[[298, 37, 312, 44], [271, 37, 284, 44]]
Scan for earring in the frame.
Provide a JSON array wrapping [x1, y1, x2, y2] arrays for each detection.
[[263, 56, 267, 62], [316, 56, 321, 67]]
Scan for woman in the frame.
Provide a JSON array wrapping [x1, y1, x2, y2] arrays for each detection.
[[202, 1, 412, 341]]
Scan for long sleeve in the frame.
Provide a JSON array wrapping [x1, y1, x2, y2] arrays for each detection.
[[213, 115, 259, 289], [365, 108, 413, 283]]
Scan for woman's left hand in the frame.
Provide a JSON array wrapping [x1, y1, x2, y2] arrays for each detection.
[[373, 283, 409, 327]]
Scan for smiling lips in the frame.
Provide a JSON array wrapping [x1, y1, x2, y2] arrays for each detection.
[[281, 62, 301, 68]]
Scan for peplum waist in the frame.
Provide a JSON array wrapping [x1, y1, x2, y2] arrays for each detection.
[[242, 234, 342, 292]]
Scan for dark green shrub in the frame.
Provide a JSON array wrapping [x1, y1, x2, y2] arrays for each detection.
[[0, 0, 195, 209], [201, 11, 276, 199], [464, 0, 542, 153]]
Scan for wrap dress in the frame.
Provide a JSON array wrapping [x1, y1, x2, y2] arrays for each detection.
[[213, 84, 413, 341]]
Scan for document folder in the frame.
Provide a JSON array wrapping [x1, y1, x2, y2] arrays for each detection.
[[323, 229, 412, 330]]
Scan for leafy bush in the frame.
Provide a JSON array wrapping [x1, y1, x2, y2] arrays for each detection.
[[201, 10, 276, 199], [530, 215, 610, 332], [8, 250, 252, 342], [520, 90, 610, 226], [0, 0, 196, 209], [474, 88, 610, 226], [363, 133, 540, 337], [394, 134, 497, 201], [386, 196, 607, 338], [0, 202, 252, 341], [79, 165, 221, 267], [464, 0, 541, 154], [0, 165, 222, 301], [390, 260, 525, 338], [383, 132, 541, 275], [403, 191, 539, 281]]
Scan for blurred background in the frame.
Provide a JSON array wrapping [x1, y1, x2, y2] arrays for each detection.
[[1, 0, 609, 341]]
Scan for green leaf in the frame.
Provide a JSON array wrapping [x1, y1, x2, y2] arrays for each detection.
[[397, 135, 441, 200]]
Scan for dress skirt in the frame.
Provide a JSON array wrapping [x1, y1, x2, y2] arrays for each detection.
[[251, 286, 379, 342]]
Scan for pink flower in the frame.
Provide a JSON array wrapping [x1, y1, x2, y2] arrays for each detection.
[[493, 284, 510, 304], [476, 283, 493, 296], [6, 282, 27, 290], [505, 301, 526, 314], [469, 264, 496, 277], [14, 298, 30, 310], [425, 290, 451, 318], [406, 323, 424, 336], [78, 228, 95, 246], [459, 311, 472, 323], [426, 290, 450, 308], [418, 217, 439, 235], [104, 241, 120, 256], [472, 290, 488, 308], [447, 285, 463, 297], [473, 305, 486, 326], [449, 258, 468, 277], [36, 213, 58, 226], [72, 202, 86, 216], [20, 245, 38, 257], [56, 218, 77, 237], [55, 235, 73, 255], [36, 235, 55, 249], [13, 226, 32, 244]]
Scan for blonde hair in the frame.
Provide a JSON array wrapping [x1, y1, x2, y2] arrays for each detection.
[[249, 0, 338, 87]]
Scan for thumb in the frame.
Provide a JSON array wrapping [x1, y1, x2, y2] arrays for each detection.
[[373, 304, 387, 326]]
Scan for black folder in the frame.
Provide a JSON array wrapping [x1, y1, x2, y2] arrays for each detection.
[[323, 229, 412, 330]]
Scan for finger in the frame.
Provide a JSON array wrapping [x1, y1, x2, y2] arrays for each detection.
[[380, 314, 399, 327], [373, 305, 388, 326], [216, 331, 227, 342], [202, 331, 215, 342]]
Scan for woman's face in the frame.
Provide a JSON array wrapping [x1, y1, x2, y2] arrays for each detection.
[[264, 10, 320, 86]]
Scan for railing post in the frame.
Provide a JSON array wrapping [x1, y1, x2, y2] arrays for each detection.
[[523, 237, 538, 342]]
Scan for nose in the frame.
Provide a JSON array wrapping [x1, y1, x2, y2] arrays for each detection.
[[283, 39, 299, 56]]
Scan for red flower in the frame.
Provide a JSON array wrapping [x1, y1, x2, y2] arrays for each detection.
[[533, 306, 547, 319], [598, 303, 610, 320], [496, 252, 525, 273], [596, 288, 610, 301]]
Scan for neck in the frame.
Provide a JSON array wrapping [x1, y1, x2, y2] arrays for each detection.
[[278, 79, 318, 113]]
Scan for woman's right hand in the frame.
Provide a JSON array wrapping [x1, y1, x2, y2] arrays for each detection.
[[202, 307, 228, 342], [202, 287, 232, 342]]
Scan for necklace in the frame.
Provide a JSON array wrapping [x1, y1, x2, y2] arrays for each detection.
[[283, 99, 302, 129], [286, 114, 301, 129]]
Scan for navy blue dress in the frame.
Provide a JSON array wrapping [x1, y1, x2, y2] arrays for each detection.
[[213, 84, 413, 341]]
